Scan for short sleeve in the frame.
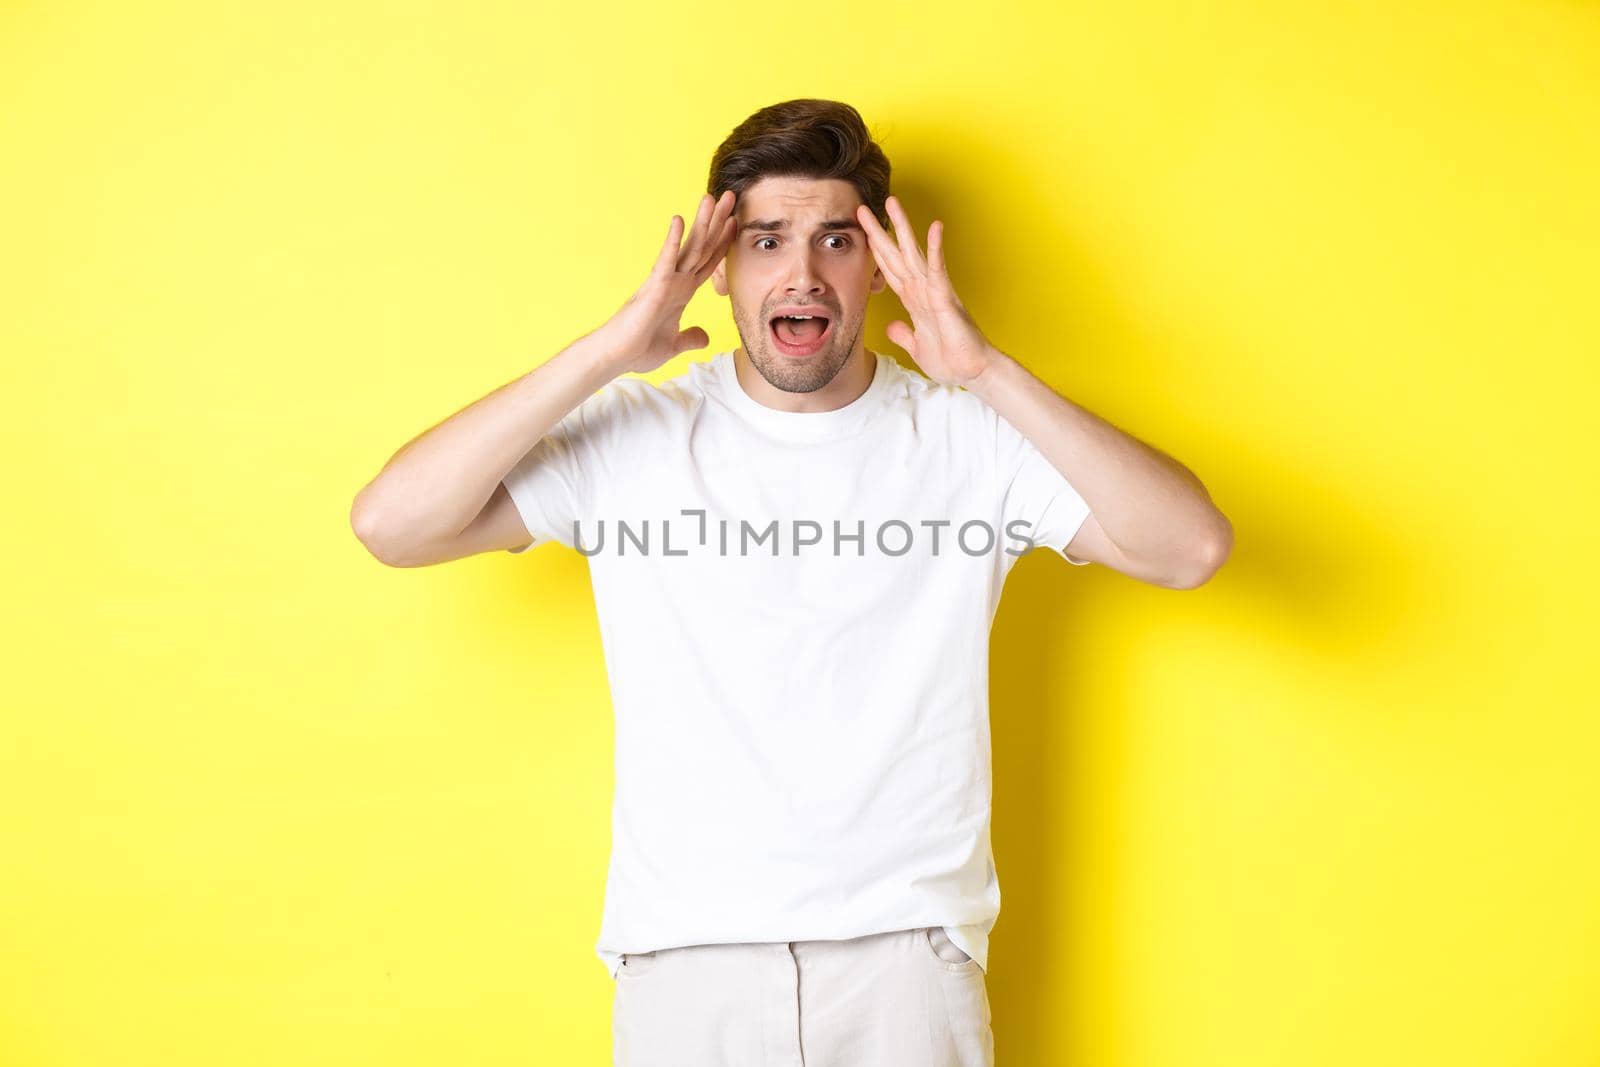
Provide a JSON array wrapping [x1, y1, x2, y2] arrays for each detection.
[[990, 405, 1094, 566], [501, 382, 631, 553]]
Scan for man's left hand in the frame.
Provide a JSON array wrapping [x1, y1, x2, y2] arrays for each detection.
[[856, 195, 999, 389]]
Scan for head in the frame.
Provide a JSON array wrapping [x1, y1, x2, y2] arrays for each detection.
[[708, 99, 891, 395]]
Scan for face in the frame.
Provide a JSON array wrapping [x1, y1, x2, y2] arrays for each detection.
[[713, 175, 886, 394]]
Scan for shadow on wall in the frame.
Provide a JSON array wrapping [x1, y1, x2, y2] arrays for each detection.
[[992, 457, 1420, 1062]]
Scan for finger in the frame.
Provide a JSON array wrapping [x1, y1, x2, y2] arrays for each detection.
[[856, 203, 901, 263], [674, 325, 709, 354], [885, 196, 926, 274], [927, 219, 945, 276], [691, 189, 730, 247], [885, 319, 918, 359], [692, 214, 737, 280], [693, 190, 734, 262], [676, 193, 715, 272], [675, 193, 714, 273], [865, 233, 906, 293], [708, 187, 736, 229], [871, 247, 907, 294], [654, 215, 685, 275], [855, 204, 907, 288], [693, 191, 736, 274], [689, 189, 735, 275]]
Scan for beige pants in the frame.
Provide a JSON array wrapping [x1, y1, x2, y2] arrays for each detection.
[[612, 926, 994, 1066]]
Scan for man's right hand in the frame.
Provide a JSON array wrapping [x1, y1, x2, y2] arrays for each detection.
[[350, 191, 738, 567], [591, 190, 739, 377]]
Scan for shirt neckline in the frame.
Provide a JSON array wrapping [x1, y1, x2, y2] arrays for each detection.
[[710, 349, 896, 442]]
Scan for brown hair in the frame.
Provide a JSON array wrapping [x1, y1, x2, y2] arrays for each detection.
[[707, 99, 892, 228]]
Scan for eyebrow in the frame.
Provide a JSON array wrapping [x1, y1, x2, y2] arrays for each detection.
[[741, 217, 864, 233]]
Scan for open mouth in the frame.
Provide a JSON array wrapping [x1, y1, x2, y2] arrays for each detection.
[[768, 313, 833, 358]]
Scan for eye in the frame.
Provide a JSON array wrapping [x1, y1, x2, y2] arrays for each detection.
[[823, 235, 851, 250], [755, 237, 779, 251]]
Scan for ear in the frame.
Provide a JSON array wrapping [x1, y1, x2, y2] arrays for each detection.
[[712, 258, 729, 297], [869, 264, 887, 295]]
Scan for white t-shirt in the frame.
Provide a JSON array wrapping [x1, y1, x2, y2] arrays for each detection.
[[502, 349, 1093, 980]]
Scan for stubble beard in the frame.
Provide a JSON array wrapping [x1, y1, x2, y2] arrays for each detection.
[[736, 305, 865, 395]]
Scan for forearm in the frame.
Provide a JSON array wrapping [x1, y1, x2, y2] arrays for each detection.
[[965, 347, 1230, 574], [352, 328, 624, 553]]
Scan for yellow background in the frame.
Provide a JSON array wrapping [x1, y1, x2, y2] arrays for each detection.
[[4, 1, 1597, 1063]]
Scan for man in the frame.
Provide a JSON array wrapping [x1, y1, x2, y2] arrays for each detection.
[[352, 98, 1232, 1066]]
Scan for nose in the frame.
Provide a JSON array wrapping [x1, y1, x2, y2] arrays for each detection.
[[781, 244, 825, 298]]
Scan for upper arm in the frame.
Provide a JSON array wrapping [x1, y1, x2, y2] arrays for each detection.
[[365, 379, 647, 568], [984, 396, 1185, 588], [1061, 510, 1133, 573], [1063, 510, 1215, 589], [372, 481, 539, 567]]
